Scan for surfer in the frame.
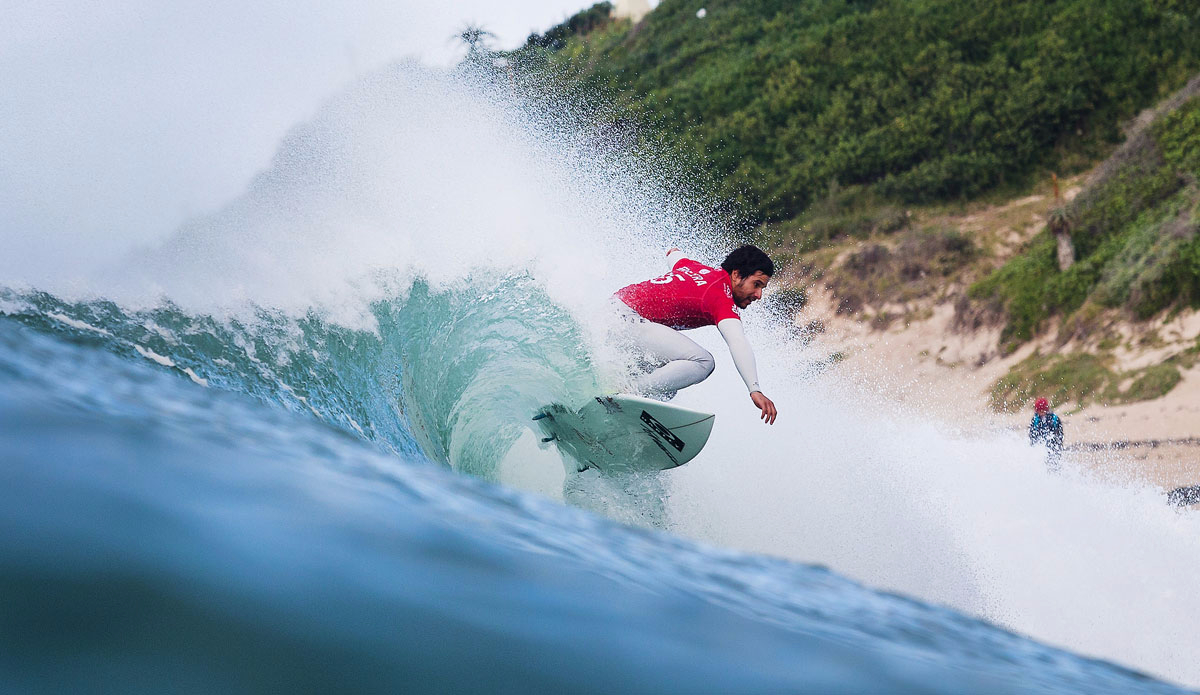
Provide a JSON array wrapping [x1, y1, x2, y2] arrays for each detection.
[[612, 244, 778, 424]]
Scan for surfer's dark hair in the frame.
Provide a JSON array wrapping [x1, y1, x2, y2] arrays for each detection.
[[721, 245, 774, 278]]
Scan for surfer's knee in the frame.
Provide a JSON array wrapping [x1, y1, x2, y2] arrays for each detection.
[[694, 349, 715, 379]]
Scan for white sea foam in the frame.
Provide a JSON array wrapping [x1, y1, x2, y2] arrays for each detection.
[[182, 367, 209, 387], [47, 312, 112, 336], [134, 344, 176, 368], [669, 321, 1200, 687], [87, 64, 696, 333]]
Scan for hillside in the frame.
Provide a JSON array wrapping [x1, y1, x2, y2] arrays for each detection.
[[513, 0, 1200, 225], [793, 77, 1200, 412]]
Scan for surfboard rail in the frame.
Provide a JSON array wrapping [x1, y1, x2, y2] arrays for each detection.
[[533, 394, 715, 475]]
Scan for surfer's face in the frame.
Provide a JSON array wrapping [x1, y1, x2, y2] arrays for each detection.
[[730, 270, 770, 308]]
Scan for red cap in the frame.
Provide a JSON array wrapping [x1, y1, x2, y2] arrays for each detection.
[[1034, 397, 1049, 413]]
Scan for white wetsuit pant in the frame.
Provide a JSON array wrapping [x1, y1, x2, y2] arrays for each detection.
[[612, 301, 715, 398]]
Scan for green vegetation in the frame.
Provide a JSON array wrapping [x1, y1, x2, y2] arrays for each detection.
[[1123, 363, 1183, 402], [524, 3, 613, 51], [990, 353, 1113, 412], [512, 0, 1199, 226], [989, 352, 1182, 412], [972, 86, 1200, 350], [753, 181, 911, 254]]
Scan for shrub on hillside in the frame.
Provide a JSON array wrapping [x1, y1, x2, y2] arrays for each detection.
[[830, 227, 976, 317]]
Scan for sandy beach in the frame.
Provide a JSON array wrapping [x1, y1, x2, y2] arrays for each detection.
[[805, 289, 1200, 498]]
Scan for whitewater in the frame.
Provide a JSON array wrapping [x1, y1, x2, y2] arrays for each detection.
[[3, 62, 1199, 692]]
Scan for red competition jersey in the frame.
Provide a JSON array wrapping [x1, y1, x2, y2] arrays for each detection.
[[615, 257, 740, 329]]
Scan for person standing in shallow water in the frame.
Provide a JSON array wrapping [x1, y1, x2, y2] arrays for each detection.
[[1028, 397, 1064, 471]]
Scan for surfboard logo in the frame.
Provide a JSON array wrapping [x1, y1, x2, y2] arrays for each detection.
[[640, 410, 685, 452]]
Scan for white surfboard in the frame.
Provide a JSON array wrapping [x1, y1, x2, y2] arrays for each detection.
[[533, 394, 715, 474]]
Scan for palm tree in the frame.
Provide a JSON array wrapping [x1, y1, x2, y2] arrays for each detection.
[[1048, 206, 1074, 272], [456, 23, 496, 62], [1049, 174, 1074, 272]]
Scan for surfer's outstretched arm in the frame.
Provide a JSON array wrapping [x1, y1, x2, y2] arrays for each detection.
[[717, 318, 777, 424]]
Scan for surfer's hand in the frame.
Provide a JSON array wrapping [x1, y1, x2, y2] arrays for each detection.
[[750, 391, 776, 425]]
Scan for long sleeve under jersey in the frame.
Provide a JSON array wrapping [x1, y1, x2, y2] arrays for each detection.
[[716, 318, 761, 394]]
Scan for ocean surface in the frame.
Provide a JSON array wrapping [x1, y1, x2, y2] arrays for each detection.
[[3, 64, 1199, 693]]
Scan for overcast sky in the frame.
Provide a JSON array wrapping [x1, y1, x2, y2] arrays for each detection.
[[1, 0, 634, 283]]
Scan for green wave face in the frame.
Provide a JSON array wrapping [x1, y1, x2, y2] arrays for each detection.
[[0, 276, 600, 480]]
